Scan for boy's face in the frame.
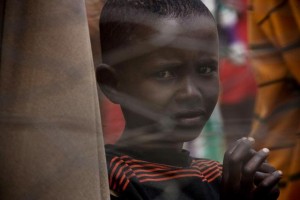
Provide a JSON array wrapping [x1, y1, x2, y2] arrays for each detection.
[[105, 15, 219, 142]]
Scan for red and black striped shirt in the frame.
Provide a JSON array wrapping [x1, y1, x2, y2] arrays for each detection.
[[106, 145, 222, 200]]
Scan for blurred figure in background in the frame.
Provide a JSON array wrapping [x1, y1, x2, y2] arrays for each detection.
[[218, 0, 257, 147], [248, 0, 300, 199]]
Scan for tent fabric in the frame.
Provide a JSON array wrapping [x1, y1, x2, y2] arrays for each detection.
[[248, 0, 300, 199], [0, 0, 109, 199]]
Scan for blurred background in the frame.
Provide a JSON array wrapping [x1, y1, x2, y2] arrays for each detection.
[[2, 0, 298, 199]]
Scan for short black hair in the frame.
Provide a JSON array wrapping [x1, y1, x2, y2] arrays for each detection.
[[100, 0, 213, 64]]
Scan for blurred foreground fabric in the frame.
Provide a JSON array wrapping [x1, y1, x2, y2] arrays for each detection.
[[249, 0, 300, 199], [0, 0, 109, 199]]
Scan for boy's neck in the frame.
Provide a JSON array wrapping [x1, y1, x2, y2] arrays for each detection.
[[107, 142, 191, 167]]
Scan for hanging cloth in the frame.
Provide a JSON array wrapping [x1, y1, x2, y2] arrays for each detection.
[[248, 0, 300, 199], [0, 0, 109, 199]]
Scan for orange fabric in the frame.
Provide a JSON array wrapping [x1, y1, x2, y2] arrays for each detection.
[[248, 0, 300, 199]]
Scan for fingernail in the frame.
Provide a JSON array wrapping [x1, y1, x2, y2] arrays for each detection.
[[262, 148, 270, 153], [277, 170, 283, 176], [247, 137, 255, 143]]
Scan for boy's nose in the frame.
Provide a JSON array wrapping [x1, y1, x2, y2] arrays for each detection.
[[175, 77, 202, 105]]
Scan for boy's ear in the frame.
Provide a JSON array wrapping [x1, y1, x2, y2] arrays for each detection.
[[96, 63, 119, 103]]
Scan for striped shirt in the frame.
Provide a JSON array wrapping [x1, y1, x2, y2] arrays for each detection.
[[106, 145, 222, 200]]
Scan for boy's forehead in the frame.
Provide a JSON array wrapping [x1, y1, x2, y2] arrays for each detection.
[[104, 15, 218, 66], [135, 15, 217, 41]]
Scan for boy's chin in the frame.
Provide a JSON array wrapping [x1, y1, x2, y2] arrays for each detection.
[[159, 124, 203, 143], [124, 117, 204, 143]]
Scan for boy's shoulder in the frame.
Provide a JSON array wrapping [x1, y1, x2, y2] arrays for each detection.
[[105, 144, 222, 167], [105, 144, 222, 181], [189, 157, 223, 182], [189, 153, 222, 167], [190, 157, 223, 168], [105, 144, 178, 168], [105, 144, 123, 158]]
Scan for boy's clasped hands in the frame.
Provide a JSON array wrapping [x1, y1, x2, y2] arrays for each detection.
[[222, 137, 282, 200]]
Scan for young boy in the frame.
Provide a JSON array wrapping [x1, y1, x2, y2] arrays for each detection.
[[96, 0, 282, 199]]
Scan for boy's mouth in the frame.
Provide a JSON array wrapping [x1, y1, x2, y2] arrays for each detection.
[[171, 110, 206, 128]]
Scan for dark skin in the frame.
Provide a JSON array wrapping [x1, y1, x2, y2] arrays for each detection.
[[97, 14, 281, 199]]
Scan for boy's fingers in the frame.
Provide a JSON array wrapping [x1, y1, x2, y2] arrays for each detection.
[[222, 137, 245, 182], [243, 148, 270, 175], [223, 138, 254, 191], [247, 150, 276, 173], [227, 137, 248, 154], [254, 172, 270, 185], [240, 148, 270, 194], [244, 148, 270, 170], [254, 170, 282, 199], [254, 162, 276, 185], [266, 186, 280, 200], [258, 162, 276, 173]]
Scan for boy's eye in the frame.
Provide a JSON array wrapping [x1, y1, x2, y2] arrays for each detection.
[[154, 70, 176, 80], [197, 65, 216, 74]]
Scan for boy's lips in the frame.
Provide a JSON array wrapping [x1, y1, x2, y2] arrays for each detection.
[[171, 110, 206, 127]]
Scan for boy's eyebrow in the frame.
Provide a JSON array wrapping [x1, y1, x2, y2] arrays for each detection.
[[146, 63, 183, 73], [151, 59, 182, 65], [137, 59, 183, 74]]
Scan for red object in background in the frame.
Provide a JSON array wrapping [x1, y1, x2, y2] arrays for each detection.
[[219, 0, 256, 105], [219, 0, 257, 145], [100, 96, 125, 144], [219, 58, 257, 104]]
